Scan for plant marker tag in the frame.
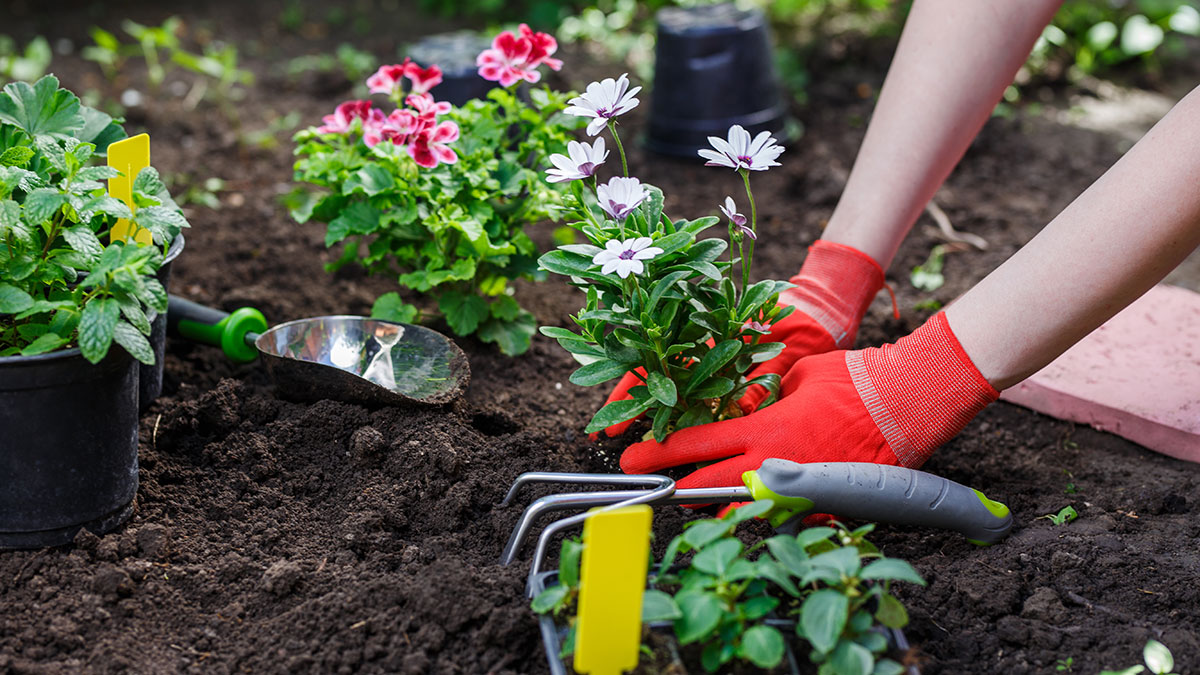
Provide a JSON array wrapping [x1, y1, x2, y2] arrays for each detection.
[[573, 505, 652, 675], [107, 133, 153, 245]]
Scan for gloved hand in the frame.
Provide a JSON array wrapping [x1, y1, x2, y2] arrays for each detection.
[[619, 312, 999, 489], [593, 240, 887, 438]]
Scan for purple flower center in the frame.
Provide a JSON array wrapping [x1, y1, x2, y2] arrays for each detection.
[[738, 155, 753, 166], [578, 162, 596, 175], [618, 248, 637, 260], [608, 201, 627, 217], [596, 106, 611, 117]]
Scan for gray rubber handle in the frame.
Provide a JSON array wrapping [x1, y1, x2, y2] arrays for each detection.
[[755, 459, 1013, 545]]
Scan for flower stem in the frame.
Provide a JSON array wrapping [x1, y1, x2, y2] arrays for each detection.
[[740, 169, 757, 290], [609, 121, 629, 178]]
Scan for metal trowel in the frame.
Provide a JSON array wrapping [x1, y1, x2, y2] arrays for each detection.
[[166, 295, 469, 405]]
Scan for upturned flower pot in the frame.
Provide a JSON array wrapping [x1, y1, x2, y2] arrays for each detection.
[[409, 31, 499, 106], [647, 3, 787, 157], [0, 346, 140, 549], [140, 232, 185, 411]]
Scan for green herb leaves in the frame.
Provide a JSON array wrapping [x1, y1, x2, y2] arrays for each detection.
[[0, 76, 183, 364]]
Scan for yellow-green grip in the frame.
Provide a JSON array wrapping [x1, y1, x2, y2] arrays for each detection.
[[743, 459, 1013, 545], [167, 295, 267, 363]]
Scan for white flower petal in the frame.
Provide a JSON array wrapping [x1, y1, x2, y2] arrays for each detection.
[[632, 246, 662, 261]]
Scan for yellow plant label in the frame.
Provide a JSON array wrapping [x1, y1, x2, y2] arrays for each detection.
[[107, 133, 152, 245], [573, 505, 652, 675]]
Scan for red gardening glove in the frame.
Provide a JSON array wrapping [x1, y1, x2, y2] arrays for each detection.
[[619, 312, 999, 490], [593, 240, 887, 438]]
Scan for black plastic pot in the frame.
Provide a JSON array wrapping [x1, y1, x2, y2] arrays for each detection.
[[647, 3, 788, 157], [408, 31, 498, 107], [140, 232, 185, 411], [0, 346, 140, 549]]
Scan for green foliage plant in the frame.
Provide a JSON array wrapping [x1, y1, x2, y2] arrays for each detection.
[[1031, 1, 1199, 78], [0, 75, 189, 364], [533, 502, 926, 674], [1040, 505, 1079, 526], [1100, 639, 1180, 675], [290, 27, 582, 355], [538, 72, 794, 440]]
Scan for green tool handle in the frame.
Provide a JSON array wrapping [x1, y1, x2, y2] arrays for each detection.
[[167, 294, 268, 364], [746, 459, 1013, 545]]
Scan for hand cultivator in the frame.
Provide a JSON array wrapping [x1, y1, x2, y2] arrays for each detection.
[[501, 459, 1014, 589]]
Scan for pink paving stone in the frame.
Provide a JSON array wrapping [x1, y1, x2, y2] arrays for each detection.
[[1000, 284, 1200, 462]]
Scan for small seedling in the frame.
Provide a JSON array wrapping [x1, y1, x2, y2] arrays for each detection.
[[1040, 505, 1078, 526], [1099, 639, 1180, 675], [0, 35, 52, 83], [910, 243, 947, 292], [1056, 656, 1075, 671]]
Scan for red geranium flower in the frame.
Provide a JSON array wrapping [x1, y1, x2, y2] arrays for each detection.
[[316, 100, 373, 134], [408, 121, 459, 168], [476, 24, 562, 87]]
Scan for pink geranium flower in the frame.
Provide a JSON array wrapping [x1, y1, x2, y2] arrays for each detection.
[[405, 63, 443, 95], [316, 100, 373, 134], [361, 108, 390, 147], [366, 61, 410, 96], [406, 93, 452, 124], [408, 121, 460, 168], [476, 24, 562, 87], [380, 109, 421, 146]]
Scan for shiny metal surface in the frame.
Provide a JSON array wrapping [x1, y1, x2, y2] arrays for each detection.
[[254, 316, 469, 406]]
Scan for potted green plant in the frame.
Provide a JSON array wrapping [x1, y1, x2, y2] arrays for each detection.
[[290, 24, 583, 355], [533, 503, 925, 674], [0, 75, 190, 548]]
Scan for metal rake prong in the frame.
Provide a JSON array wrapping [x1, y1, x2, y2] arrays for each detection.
[[500, 472, 675, 508]]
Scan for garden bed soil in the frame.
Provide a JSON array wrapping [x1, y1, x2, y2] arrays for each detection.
[[2, 2, 1199, 674]]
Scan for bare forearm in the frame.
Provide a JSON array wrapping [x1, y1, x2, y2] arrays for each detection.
[[822, 0, 1063, 267], [947, 86, 1200, 390]]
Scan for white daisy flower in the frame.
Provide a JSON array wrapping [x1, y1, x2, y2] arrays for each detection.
[[544, 138, 608, 183], [698, 124, 784, 171], [564, 73, 642, 136], [592, 237, 664, 278], [596, 176, 650, 221]]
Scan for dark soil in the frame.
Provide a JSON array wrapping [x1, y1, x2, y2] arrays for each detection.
[[2, 2, 1199, 674]]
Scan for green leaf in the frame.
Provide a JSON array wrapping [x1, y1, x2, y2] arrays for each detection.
[[829, 638, 875, 675], [584, 398, 650, 434], [539, 249, 597, 278], [682, 519, 734, 550], [651, 403, 672, 442], [569, 358, 629, 387], [0, 75, 84, 140], [325, 201, 380, 247], [736, 280, 780, 320], [675, 403, 713, 429], [530, 584, 568, 614], [755, 558, 800, 597], [723, 499, 774, 523], [874, 593, 909, 629], [344, 164, 394, 195], [740, 595, 779, 620], [438, 291, 489, 336], [77, 105, 126, 153], [641, 589, 681, 623], [539, 326, 582, 340], [1121, 14, 1164, 55], [559, 538, 583, 587], [645, 371, 677, 407], [861, 558, 926, 586], [652, 231, 692, 257], [113, 320, 154, 365], [809, 546, 862, 579], [692, 538, 742, 577], [873, 659, 907, 675], [370, 292, 419, 323], [741, 625, 785, 669], [22, 187, 65, 224], [78, 297, 119, 363], [0, 283, 34, 313], [0, 146, 34, 167], [62, 224, 104, 258], [800, 589, 849, 654], [133, 206, 188, 243], [674, 591, 723, 645], [766, 535, 810, 575], [689, 376, 734, 399], [19, 332, 66, 355], [684, 340, 741, 395], [1144, 639, 1174, 675], [795, 526, 837, 551], [131, 166, 165, 197], [478, 314, 537, 356]]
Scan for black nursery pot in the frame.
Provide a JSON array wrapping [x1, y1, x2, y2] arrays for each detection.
[[140, 232, 185, 411], [647, 3, 788, 157], [0, 346, 140, 549], [408, 31, 498, 107]]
